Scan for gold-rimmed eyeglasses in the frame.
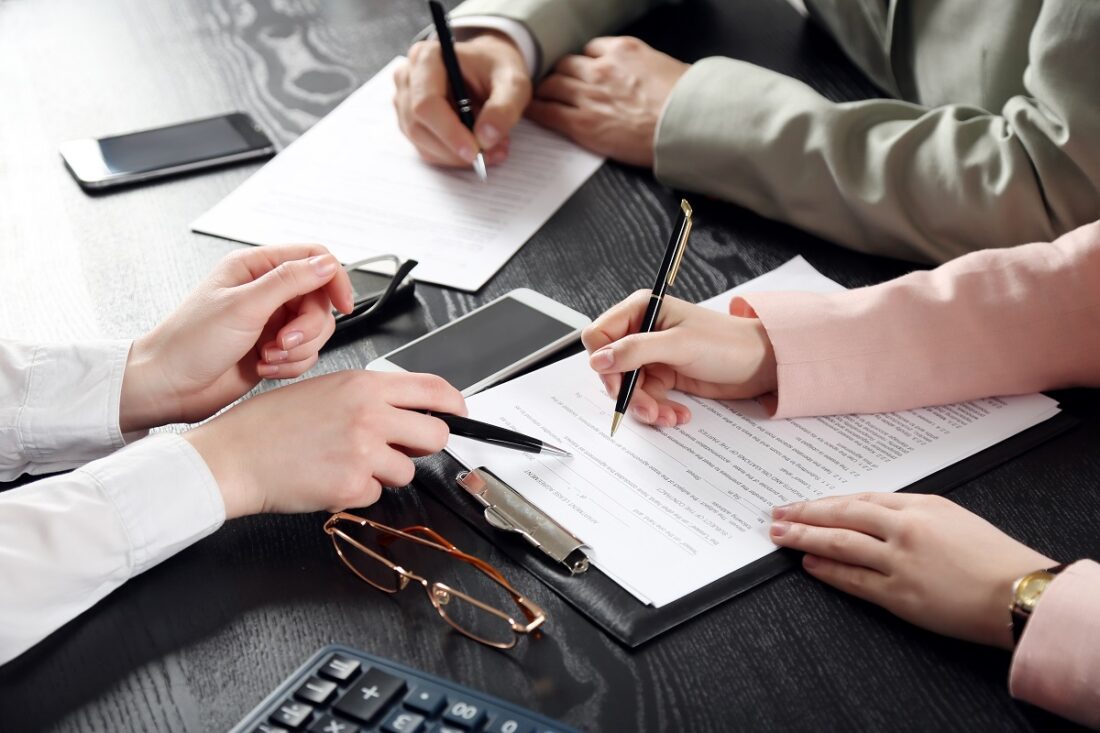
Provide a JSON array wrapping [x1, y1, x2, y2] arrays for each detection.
[[324, 512, 546, 649]]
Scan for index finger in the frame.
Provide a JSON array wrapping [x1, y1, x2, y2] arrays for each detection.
[[384, 372, 468, 416], [581, 289, 651, 353], [407, 43, 479, 163], [224, 244, 355, 314]]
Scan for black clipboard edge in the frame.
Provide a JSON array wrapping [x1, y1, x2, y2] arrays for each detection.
[[418, 411, 1078, 648]]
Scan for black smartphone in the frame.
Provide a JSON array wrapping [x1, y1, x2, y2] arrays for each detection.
[[59, 112, 275, 190]]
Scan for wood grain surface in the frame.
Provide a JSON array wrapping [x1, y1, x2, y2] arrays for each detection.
[[0, 1, 1097, 731]]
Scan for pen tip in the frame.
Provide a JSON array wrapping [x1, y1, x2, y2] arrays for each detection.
[[473, 153, 487, 182], [610, 412, 624, 437], [541, 442, 572, 458]]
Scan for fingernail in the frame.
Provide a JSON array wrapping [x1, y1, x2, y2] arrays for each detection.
[[630, 404, 648, 422], [257, 364, 279, 378], [264, 348, 289, 363], [478, 123, 501, 149], [803, 554, 820, 569], [281, 331, 304, 349], [770, 520, 790, 538], [457, 144, 475, 163], [591, 348, 614, 370], [772, 504, 791, 520], [487, 149, 507, 165], [656, 416, 673, 428], [310, 255, 337, 278]]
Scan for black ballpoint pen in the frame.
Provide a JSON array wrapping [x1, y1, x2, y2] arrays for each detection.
[[428, 0, 488, 182], [428, 412, 572, 457], [611, 199, 694, 436]]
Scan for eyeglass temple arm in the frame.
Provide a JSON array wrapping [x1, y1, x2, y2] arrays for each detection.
[[398, 525, 542, 623]]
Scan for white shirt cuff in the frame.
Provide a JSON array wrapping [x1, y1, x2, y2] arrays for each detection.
[[14, 340, 133, 473], [447, 16, 539, 78], [80, 432, 225, 576]]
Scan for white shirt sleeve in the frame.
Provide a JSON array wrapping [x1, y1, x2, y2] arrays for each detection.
[[437, 16, 539, 78], [0, 339, 136, 480], [0, 432, 225, 664]]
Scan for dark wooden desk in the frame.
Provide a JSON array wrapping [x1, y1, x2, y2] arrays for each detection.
[[1, 1, 1097, 731]]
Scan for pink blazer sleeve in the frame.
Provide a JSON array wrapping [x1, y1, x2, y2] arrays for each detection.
[[732, 220, 1100, 418], [1009, 560, 1100, 728]]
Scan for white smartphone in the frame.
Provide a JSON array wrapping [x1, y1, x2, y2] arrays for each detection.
[[59, 112, 275, 190], [368, 289, 591, 396]]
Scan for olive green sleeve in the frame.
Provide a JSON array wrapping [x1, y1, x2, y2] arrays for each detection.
[[655, 1, 1100, 262]]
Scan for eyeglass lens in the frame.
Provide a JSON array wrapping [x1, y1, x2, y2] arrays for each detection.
[[331, 522, 520, 646]]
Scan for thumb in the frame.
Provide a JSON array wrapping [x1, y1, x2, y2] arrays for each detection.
[[589, 331, 687, 374], [474, 67, 530, 150], [238, 254, 341, 321]]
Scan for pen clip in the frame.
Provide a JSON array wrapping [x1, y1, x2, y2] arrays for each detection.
[[667, 199, 693, 286]]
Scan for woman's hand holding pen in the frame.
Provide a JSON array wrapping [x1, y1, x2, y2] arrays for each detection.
[[119, 245, 354, 432], [583, 292, 778, 428]]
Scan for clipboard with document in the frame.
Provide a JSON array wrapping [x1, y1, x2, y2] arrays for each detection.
[[426, 258, 1074, 647]]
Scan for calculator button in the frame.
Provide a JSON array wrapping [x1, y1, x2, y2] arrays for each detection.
[[484, 717, 534, 733], [295, 677, 338, 705], [255, 724, 290, 733], [404, 686, 446, 717], [308, 714, 360, 733], [382, 709, 426, 733], [270, 700, 315, 729], [319, 655, 362, 683], [332, 667, 407, 723], [442, 700, 486, 730]]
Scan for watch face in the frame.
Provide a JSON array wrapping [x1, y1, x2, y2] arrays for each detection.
[[1015, 571, 1054, 611]]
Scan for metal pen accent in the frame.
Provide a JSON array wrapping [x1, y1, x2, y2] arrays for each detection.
[[611, 199, 694, 436], [428, 0, 487, 181]]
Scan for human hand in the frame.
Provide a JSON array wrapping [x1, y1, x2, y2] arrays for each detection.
[[184, 370, 467, 519], [583, 292, 777, 427], [394, 32, 531, 168], [120, 245, 355, 432], [527, 37, 689, 167], [770, 493, 1056, 649]]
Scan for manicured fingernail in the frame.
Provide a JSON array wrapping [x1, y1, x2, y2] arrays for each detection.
[[457, 144, 475, 162], [264, 348, 289, 363], [281, 331, 304, 349], [591, 348, 614, 370], [478, 123, 501, 149], [803, 554, 820, 569], [772, 504, 791, 520], [770, 520, 790, 538], [257, 364, 279, 378], [630, 404, 648, 421], [656, 415, 673, 428], [310, 255, 337, 278]]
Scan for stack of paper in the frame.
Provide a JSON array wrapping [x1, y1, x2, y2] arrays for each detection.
[[447, 258, 1061, 607]]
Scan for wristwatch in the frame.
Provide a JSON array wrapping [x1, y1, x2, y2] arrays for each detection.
[[1010, 564, 1067, 645]]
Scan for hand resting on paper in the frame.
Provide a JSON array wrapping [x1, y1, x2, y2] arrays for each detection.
[[769, 492, 1055, 649], [582, 292, 778, 427]]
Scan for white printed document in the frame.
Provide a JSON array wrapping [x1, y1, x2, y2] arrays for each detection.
[[447, 258, 1061, 606], [192, 58, 605, 291]]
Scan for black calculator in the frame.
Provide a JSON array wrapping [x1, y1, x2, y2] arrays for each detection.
[[229, 644, 582, 733]]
